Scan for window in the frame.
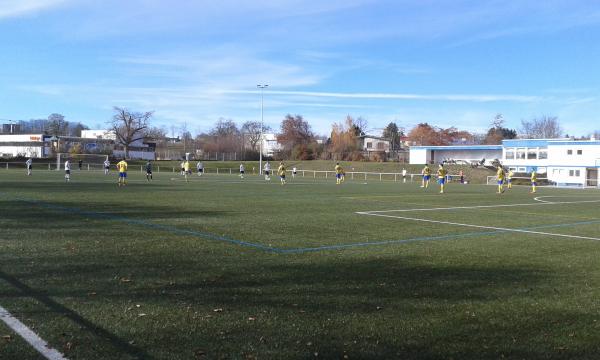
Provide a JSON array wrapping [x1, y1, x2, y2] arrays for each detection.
[[527, 149, 537, 159], [569, 170, 581, 177], [567, 149, 573, 155], [516, 148, 526, 159], [377, 142, 384, 150], [518, 167, 526, 172], [577, 149, 583, 155], [366, 142, 372, 149], [505, 149, 515, 160], [538, 149, 548, 159]]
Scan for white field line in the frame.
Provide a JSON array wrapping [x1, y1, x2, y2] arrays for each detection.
[[0, 305, 67, 360], [357, 198, 600, 214], [358, 212, 600, 242]]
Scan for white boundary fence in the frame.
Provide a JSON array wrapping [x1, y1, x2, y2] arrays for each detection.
[[486, 175, 599, 189], [0, 161, 475, 183]]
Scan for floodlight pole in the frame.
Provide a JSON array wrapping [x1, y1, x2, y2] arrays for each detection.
[[257, 84, 268, 175]]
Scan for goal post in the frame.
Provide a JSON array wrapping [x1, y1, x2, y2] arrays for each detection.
[[56, 153, 110, 171], [486, 175, 550, 186]]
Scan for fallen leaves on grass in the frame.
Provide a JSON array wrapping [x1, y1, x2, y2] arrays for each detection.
[[2, 335, 12, 342], [213, 308, 223, 313]]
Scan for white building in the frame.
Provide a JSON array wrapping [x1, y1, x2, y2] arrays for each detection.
[[409, 139, 600, 187], [409, 145, 502, 166], [502, 139, 600, 187], [0, 134, 52, 158], [361, 135, 390, 152], [81, 129, 116, 140], [260, 133, 282, 157]]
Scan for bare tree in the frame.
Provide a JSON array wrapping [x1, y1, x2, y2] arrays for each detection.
[[520, 116, 563, 139], [242, 121, 271, 151], [47, 113, 69, 136], [109, 107, 153, 158]]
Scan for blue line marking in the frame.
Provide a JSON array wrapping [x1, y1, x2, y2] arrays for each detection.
[[2, 192, 600, 254]]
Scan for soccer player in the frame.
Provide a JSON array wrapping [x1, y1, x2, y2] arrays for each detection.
[[239, 163, 245, 179], [117, 158, 128, 187], [292, 166, 297, 178], [196, 161, 203, 176], [264, 161, 271, 181], [335, 162, 344, 185], [496, 165, 505, 194], [64, 159, 71, 182], [402, 168, 407, 183], [420, 164, 431, 188], [145, 160, 153, 182], [26, 158, 32, 176], [278, 161, 286, 185], [437, 164, 447, 194], [507, 169, 514, 189], [530, 169, 537, 193], [184, 160, 190, 183], [103, 158, 110, 175], [180, 161, 185, 176], [459, 169, 464, 184], [78, 159, 83, 171]]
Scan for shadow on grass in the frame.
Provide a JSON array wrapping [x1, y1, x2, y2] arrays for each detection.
[[0, 268, 153, 360], [1, 254, 576, 359]]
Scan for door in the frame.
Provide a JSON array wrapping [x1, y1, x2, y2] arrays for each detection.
[[587, 168, 598, 187]]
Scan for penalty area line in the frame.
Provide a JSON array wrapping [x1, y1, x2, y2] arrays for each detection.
[[0, 305, 67, 360], [358, 212, 600, 243], [358, 198, 600, 214]]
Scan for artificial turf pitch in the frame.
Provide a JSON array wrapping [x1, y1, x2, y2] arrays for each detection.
[[1, 168, 600, 359]]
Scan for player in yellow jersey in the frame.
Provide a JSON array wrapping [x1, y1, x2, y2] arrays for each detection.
[[496, 165, 505, 194], [184, 160, 190, 183], [507, 169, 514, 189], [277, 161, 286, 185], [117, 158, 128, 186], [335, 162, 344, 184], [437, 164, 447, 194], [420, 165, 431, 188], [530, 169, 537, 193]]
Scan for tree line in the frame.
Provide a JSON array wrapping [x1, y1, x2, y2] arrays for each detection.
[[6, 108, 595, 160]]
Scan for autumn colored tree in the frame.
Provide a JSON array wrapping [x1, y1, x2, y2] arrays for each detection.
[[407, 123, 445, 145], [277, 114, 314, 159], [483, 114, 517, 144], [330, 116, 361, 160]]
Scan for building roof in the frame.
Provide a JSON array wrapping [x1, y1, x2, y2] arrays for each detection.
[[410, 145, 502, 151]]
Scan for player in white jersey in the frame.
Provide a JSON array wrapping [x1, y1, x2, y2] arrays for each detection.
[[264, 162, 271, 181], [103, 159, 110, 175], [64, 160, 71, 182], [239, 164, 245, 179], [196, 161, 204, 176], [26, 158, 32, 176], [402, 168, 407, 183], [292, 167, 297, 178]]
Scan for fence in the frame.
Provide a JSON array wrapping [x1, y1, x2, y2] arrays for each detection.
[[0, 161, 474, 183]]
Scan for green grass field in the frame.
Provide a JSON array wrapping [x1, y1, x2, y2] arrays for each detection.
[[1, 167, 600, 359]]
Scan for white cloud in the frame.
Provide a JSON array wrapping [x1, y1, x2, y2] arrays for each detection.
[[0, 0, 68, 19], [227, 90, 542, 103]]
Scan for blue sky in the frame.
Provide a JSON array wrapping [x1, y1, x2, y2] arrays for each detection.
[[1, 0, 599, 136]]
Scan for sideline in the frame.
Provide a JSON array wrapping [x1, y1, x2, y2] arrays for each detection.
[[0, 304, 67, 360]]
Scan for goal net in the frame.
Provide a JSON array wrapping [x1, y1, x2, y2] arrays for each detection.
[[55, 153, 110, 171]]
